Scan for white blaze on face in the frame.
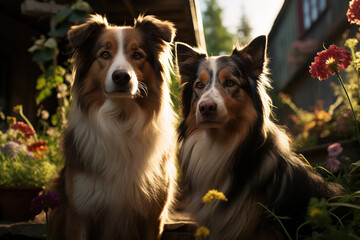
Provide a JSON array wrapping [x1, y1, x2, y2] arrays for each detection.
[[105, 28, 138, 95], [195, 57, 228, 122]]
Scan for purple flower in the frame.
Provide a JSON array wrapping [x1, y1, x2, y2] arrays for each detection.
[[328, 157, 341, 172], [1, 141, 20, 158], [327, 143, 343, 157], [30, 191, 61, 215]]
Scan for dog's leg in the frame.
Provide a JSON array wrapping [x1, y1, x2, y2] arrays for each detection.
[[145, 218, 162, 240], [64, 208, 86, 240]]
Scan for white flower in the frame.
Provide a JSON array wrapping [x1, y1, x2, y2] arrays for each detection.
[[41, 110, 50, 120]]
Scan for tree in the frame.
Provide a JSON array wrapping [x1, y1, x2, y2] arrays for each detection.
[[236, 8, 252, 45], [202, 0, 234, 55]]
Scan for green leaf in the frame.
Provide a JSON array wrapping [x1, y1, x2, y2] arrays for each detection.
[[68, 10, 89, 23], [44, 66, 55, 79], [352, 161, 360, 167], [32, 48, 56, 64], [54, 8, 73, 24], [72, 1, 92, 12], [44, 38, 57, 49], [36, 88, 52, 105], [48, 22, 73, 37], [34, 37, 46, 47], [36, 75, 46, 90], [51, 113, 59, 126], [28, 45, 38, 53], [51, 75, 64, 87], [55, 65, 66, 76]]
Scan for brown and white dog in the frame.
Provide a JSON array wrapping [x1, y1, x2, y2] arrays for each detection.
[[49, 15, 177, 240], [176, 36, 342, 240]]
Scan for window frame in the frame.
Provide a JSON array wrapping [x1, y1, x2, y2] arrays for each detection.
[[298, 0, 329, 37]]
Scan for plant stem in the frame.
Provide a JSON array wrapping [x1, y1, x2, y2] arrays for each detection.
[[335, 72, 360, 144], [19, 108, 38, 142], [295, 221, 310, 240], [256, 202, 293, 240], [327, 202, 360, 211], [329, 211, 344, 227], [45, 209, 49, 240]]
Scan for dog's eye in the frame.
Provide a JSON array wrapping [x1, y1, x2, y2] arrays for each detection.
[[225, 79, 235, 87], [100, 51, 111, 59], [132, 51, 143, 60], [195, 82, 204, 89]]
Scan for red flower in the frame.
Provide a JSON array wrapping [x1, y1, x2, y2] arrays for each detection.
[[347, 0, 360, 25], [27, 139, 48, 156], [309, 45, 352, 80], [30, 191, 61, 215], [11, 121, 35, 139]]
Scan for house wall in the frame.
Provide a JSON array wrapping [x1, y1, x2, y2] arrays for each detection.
[[0, 11, 40, 122], [268, 0, 350, 113], [268, 0, 299, 91]]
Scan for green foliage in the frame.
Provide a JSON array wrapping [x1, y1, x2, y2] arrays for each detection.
[[36, 65, 66, 105], [49, 1, 92, 37], [303, 169, 360, 239], [236, 9, 252, 45], [28, 0, 91, 131], [170, 71, 181, 117], [28, 36, 58, 65], [254, 161, 360, 240], [0, 153, 57, 187], [202, 0, 234, 55]]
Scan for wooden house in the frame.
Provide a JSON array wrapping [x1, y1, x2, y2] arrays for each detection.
[[268, 0, 351, 113]]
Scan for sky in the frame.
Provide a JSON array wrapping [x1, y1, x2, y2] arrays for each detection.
[[198, 0, 285, 38]]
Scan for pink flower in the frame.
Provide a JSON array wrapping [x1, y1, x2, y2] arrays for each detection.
[[328, 157, 341, 172], [347, 0, 360, 25], [327, 143, 343, 157], [309, 45, 352, 80], [30, 191, 61, 215]]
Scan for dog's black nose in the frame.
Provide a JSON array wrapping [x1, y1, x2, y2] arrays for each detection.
[[112, 70, 131, 86], [199, 100, 217, 116]]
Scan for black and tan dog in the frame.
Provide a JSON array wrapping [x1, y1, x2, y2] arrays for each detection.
[[176, 36, 342, 240]]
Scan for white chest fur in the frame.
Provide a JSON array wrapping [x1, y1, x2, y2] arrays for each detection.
[[68, 99, 176, 217]]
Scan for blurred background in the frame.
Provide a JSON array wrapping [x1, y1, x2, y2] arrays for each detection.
[[0, 0, 358, 152]]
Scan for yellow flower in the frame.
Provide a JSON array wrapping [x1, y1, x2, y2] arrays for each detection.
[[6, 116, 16, 125], [345, 38, 358, 49], [309, 208, 322, 218], [13, 105, 23, 114], [202, 189, 228, 203], [195, 226, 210, 239]]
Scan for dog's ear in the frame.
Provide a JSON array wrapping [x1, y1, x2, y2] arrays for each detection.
[[135, 15, 176, 44], [67, 14, 108, 49], [176, 42, 206, 120], [232, 35, 267, 77], [176, 42, 206, 84]]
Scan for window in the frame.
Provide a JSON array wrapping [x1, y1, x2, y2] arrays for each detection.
[[300, 0, 328, 33]]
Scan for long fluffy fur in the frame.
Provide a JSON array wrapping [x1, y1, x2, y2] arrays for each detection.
[[176, 37, 342, 240], [49, 14, 177, 240]]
